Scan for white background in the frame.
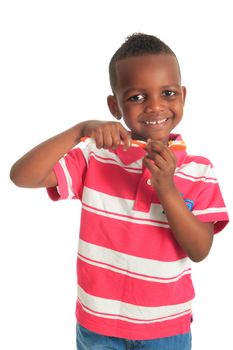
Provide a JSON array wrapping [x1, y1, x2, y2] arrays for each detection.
[[1, 0, 232, 349]]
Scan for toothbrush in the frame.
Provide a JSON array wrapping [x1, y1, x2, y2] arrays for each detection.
[[80, 137, 186, 151]]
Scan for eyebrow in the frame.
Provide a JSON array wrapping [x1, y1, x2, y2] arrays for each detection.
[[160, 84, 181, 89], [122, 88, 145, 96], [122, 84, 181, 96]]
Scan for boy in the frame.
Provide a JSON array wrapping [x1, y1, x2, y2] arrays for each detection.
[[10, 33, 229, 349]]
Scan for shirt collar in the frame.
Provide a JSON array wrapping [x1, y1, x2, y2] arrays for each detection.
[[111, 133, 187, 166]]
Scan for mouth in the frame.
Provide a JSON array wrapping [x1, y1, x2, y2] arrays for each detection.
[[143, 118, 169, 126]]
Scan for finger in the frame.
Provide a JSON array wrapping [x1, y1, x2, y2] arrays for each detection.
[[111, 132, 121, 149], [102, 129, 115, 149], [145, 140, 164, 151], [143, 156, 159, 175], [146, 141, 175, 162], [110, 123, 124, 149], [145, 150, 169, 172], [91, 127, 104, 149], [146, 140, 167, 153], [119, 126, 131, 149], [103, 123, 126, 149], [150, 153, 167, 169]]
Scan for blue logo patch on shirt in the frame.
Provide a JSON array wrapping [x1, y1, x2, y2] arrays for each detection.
[[162, 193, 194, 215], [184, 198, 194, 211], [181, 193, 194, 211]]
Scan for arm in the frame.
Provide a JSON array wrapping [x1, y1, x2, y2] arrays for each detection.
[[10, 120, 131, 188], [144, 141, 214, 262]]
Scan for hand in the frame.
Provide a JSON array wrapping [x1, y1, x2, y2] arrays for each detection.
[[143, 140, 177, 192], [82, 120, 131, 149]]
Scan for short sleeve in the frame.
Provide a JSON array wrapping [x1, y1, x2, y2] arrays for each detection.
[[47, 147, 87, 201], [191, 160, 229, 234]]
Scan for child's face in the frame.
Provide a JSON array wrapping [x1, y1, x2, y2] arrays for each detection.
[[108, 54, 186, 143]]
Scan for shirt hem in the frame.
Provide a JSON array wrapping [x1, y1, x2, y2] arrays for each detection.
[[76, 314, 192, 341]]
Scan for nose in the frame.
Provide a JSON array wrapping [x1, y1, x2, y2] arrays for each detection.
[[144, 96, 166, 114]]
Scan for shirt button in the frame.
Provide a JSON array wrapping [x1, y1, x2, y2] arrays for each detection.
[[147, 179, 151, 185]]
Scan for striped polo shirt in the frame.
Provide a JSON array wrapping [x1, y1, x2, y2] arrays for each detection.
[[47, 134, 229, 340]]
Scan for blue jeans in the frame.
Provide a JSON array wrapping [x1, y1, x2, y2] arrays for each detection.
[[76, 324, 192, 350]]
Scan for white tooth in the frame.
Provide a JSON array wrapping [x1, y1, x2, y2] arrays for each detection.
[[145, 120, 167, 125], [157, 118, 167, 125]]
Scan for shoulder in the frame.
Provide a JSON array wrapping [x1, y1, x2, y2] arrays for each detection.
[[176, 153, 216, 181], [184, 153, 214, 167]]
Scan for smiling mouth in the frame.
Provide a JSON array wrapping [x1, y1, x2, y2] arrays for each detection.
[[143, 118, 168, 125]]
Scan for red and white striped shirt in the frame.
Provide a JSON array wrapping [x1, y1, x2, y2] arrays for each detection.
[[47, 134, 229, 340]]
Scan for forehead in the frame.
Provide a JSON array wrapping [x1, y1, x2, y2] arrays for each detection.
[[114, 54, 181, 93]]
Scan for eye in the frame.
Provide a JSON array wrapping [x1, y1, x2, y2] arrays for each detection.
[[129, 94, 145, 102], [162, 90, 176, 97]]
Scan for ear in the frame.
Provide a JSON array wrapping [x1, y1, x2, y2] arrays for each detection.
[[181, 86, 187, 105], [107, 95, 121, 119]]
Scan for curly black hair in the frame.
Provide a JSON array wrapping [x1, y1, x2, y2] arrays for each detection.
[[109, 33, 180, 92]]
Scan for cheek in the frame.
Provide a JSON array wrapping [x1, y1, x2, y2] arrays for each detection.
[[118, 104, 129, 116], [124, 103, 142, 115], [175, 100, 184, 111], [171, 102, 183, 118]]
